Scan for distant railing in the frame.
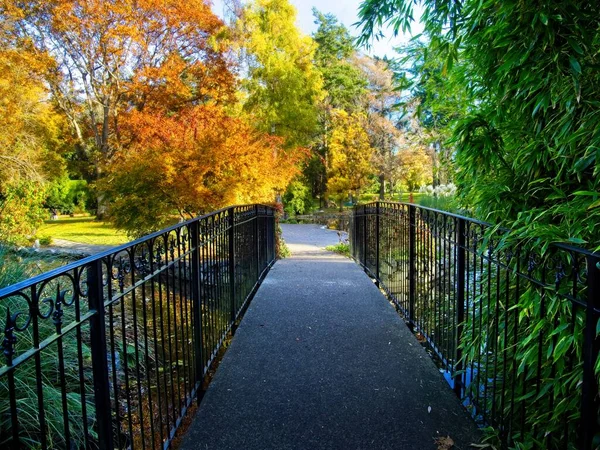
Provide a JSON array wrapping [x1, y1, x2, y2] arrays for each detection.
[[0, 204, 276, 449], [351, 202, 600, 449]]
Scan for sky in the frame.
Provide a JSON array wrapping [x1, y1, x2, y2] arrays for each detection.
[[210, 0, 424, 59]]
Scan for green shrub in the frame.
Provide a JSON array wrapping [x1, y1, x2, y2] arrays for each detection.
[[0, 248, 93, 448], [46, 177, 92, 216], [37, 235, 53, 246], [283, 180, 312, 216], [0, 179, 47, 245], [325, 243, 350, 257]]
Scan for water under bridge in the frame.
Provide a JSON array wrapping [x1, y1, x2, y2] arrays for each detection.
[[1, 203, 598, 450]]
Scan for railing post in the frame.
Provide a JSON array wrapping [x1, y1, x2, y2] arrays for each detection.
[[269, 208, 275, 263], [350, 208, 355, 259], [408, 205, 416, 330], [454, 218, 466, 397], [190, 220, 204, 397], [228, 207, 237, 328], [581, 254, 600, 449], [375, 202, 380, 285], [255, 205, 260, 278], [87, 259, 114, 450], [362, 206, 368, 268]]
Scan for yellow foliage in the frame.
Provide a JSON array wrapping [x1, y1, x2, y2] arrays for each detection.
[[239, 0, 325, 148], [398, 146, 433, 191], [0, 46, 65, 243], [327, 109, 374, 202]]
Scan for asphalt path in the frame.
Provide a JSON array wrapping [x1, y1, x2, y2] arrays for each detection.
[[180, 224, 480, 450]]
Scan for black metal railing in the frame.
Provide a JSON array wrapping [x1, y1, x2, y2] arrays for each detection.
[[351, 202, 600, 449], [0, 204, 276, 450]]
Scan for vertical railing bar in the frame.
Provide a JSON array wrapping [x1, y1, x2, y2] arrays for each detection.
[[454, 218, 466, 397], [139, 245, 156, 450], [581, 254, 600, 449], [255, 206, 260, 280], [408, 204, 416, 331], [150, 239, 165, 448], [229, 207, 237, 331], [190, 220, 204, 401], [128, 249, 147, 450], [375, 201, 380, 285], [88, 259, 114, 450], [362, 206, 367, 268], [31, 284, 48, 450]]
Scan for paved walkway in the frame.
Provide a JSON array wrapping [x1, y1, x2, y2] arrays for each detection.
[[45, 238, 114, 256], [180, 224, 479, 450]]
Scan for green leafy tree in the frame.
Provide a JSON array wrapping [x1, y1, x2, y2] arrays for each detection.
[[239, 0, 325, 149], [308, 10, 368, 205], [283, 180, 311, 216], [392, 41, 471, 185], [359, 0, 600, 244], [313, 9, 368, 111]]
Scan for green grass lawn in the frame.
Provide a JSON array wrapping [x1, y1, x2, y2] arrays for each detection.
[[38, 215, 129, 246]]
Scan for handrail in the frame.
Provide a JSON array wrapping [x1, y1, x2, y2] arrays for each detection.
[[356, 200, 600, 257], [0, 204, 277, 450], [351, 201, 600, 449], [0, 204, 275, 297]]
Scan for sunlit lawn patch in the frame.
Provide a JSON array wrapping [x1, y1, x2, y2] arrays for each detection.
[[38, 215, 129, 246]]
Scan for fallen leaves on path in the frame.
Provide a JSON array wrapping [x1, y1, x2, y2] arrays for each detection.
[[434, 436, 455, 449]]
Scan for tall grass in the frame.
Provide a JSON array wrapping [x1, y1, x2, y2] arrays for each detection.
[[0, 247, 94, 449]]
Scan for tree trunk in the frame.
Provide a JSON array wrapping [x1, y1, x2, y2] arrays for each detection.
[[432, 142, 440, 187], [378, 174, 385, 200]]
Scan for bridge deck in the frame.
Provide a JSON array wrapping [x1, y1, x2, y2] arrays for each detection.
[[180, 224, 479, 450]]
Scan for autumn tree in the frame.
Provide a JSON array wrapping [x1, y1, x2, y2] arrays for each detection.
[[2, 0, 234, 215], [0, 45, 66, 243], [397, 147, 433, 191], [305, 10, 368, 206], [354, 55, 402, 199], [105, 105, 301, 235], [327, 110, 374, 207], [238, 0, 324, 148]]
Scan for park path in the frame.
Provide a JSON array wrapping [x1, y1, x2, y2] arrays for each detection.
[[44, 238, 114, 255], [27, 238, 115, 257], [180, 224, 479, 450]]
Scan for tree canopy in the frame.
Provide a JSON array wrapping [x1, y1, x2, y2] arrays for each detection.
[[0, 0, 436, 241], [239, 0, 325, 148], [358, 0, 600, 247]]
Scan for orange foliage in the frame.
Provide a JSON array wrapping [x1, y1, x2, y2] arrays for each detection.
[[106, 104, 303, 234], [2, 0, 235, 156], [2, 0, 308, 232]]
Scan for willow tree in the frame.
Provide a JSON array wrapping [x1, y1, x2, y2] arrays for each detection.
[[358, 0, 600, 244]]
